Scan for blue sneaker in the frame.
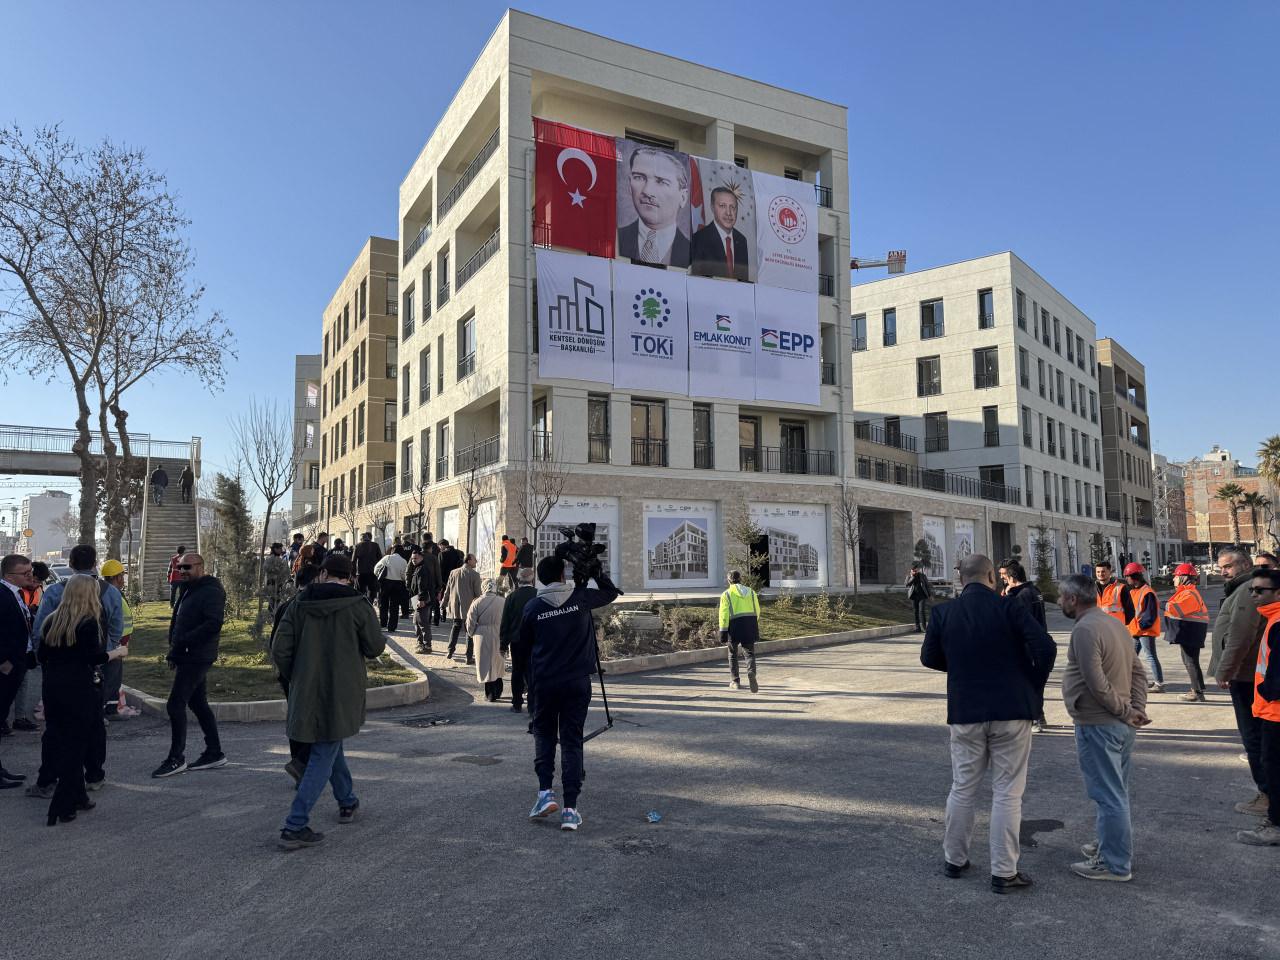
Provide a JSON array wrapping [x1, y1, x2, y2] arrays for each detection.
[[529, 790, 559, 820], [560, 808, 583, 831]]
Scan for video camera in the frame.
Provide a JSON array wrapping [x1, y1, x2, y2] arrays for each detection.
[[553, 522, 615, 591]]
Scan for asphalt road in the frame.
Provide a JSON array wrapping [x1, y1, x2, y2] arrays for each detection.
[[3, 614, 1276, 960]]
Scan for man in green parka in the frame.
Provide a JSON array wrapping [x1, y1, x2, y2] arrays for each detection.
[[270, 554, 385, 850]]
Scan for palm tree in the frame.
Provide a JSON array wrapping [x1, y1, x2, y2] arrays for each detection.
[[1260, 436, 1280, 550], [1241, 491, 1268, 546], [1215, 482, 1245, 545]]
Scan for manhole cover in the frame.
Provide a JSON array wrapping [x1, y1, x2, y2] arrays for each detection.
[[451, 755, 501, 766], [399, 714, 455, 728]]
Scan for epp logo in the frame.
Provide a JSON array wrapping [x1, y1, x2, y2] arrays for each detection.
[[760, 328, 814, 352]]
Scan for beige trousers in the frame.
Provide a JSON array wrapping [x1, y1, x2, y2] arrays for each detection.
[[943, 719, 1033, 878]]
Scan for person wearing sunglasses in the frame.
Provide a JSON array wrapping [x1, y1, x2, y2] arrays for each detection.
[[1238, 567, 1280, 847], [152, 554, 227, 779]]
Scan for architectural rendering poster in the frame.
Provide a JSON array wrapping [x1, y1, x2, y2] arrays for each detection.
[[643, 500, 717, 588], [686, 275, 756, 400], [749, 502, 827, 587], [471, 498, 499, 578], [1029, 528, 1060, 578], [688, 156, 756, 282], [921, 515, 947, 579], [536, 249, 614, 384], [539, 496, 620, 581], [616, 139, 693, 269], [952, 518, 975, 570], [438, 506, 459, 549], [751, 169, 819, 292], [753, 284, 820, 405], [612, 261, 689, 395]]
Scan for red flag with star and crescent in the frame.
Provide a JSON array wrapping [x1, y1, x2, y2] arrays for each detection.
[[534, 118, 616, 258]]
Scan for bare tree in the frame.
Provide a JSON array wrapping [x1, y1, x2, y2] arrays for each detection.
[[230, 396, 304, 610], [405, 456, 437, 542], [835, 478, 862, 595], [457, 437, 495, 555], [363, 499, 395, 549], [514, 435, 570, 553], [335, 497, 361, 546], [723, 497, 767, 590]]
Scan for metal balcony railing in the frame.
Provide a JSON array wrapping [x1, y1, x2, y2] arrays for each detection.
[[631, 438, 668, 467], [984, 430, 1001, 447], [384, 425, 396, 443], [1023, 431, 1033, 448], [818, 273, 834, 297], [531, 430, 553, 462], [455, 435, 500, 472], [385, 299, 398, 316], [303, 396, 319, 408], [403, 223, 433, 266], [975, 373, 998, 389], [436, 456, 449, 482], [852, 337, 867, 352], [437, 281, 450, 307], [1135, 515, 1154, 528], [365, 476, 397, 504], [924, 437, 948, 453], [588, 434, 611, 464], [694, 440, 714, 469], [1106, 509, 1122, 522], [457, 353, 476, 381], [438, 128, 500, 220], [821, 362, 836, 385], [739, 446, 836, 476], [457, 228, 500, 289], [814, 183, 832, 208], [402, 315, 414, 340], [855, 454, 1023, 505], [419, 383, 430, 405], [921, 323, 945, 340], [855, 421, 918, 453], [400, 471, 412, 494]]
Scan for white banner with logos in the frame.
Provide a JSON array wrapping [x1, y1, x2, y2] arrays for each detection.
[[643, 500, 717, 588], [611, 261, 689, 395], [439, 506, 459, 548], [686, 275, 756, 400], [753, 285, 820, 405], [752, 170, 819, 293], [539, 496, 621, 582], [750, 502, 828, 587], [471, 499, 499, 578], [953, 518, 975, 569], [921, 515, 947, 579], [536, 249, 614, 384]]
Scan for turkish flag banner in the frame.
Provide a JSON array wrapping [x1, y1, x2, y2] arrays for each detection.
[[534, 118, 616, 258]]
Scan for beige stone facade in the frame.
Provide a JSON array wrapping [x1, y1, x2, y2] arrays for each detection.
[[289, 353, 321, 533], [1096, 337, 1156, 563]]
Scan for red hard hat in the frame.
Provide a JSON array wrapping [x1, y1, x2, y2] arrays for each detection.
[[1173, 562, 1196, 577], [1123, 562, 1145, 576]]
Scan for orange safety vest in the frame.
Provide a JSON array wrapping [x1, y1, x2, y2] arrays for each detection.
[[1164, 584, 1209, 625], [19, 585, 42, 611], [1255, 602, 1280, 722], [1099, 580, 1127, 623], [500, 540, 517, 569], [1127, 582, 1161, 638]]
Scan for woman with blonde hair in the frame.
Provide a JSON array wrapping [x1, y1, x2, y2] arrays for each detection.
[[38, 575, 127, 825]]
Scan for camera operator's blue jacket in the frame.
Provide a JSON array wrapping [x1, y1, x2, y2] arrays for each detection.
[[520, 578, 620, 688]]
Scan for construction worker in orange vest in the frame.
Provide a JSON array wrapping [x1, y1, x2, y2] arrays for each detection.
[[1163, 563, 1210, 703], [1124, 562, 1164, 692], [1094, 559, 1134, 626], [1237, 566, 1280, 846]]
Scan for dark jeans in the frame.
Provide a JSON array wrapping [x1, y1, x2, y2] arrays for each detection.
[[0, 666, 25, 770], [1262, 719, 1280, 826], [448, 619, 473, 661], [502, 568, 518, 592], [180, 484, 192, 503], [413, 608, 433, 649], [1179, 646, 1205, 695], [728, 638, 756, 682], [101, 658, 123, 710], [167, 662, 221, 761], [151, 484, 165, 505], [532, 675, 592, 809], [1230, 680, 1268, 794], [912, 597, 928, 629], [169, 582, 180, 608], [510, 648, 531, 710], [378, 581, 408, 632]]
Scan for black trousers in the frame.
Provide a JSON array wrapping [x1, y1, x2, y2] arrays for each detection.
[[167, 662, 221, 761], [510, 648, 531, 710], [912, 597, 929, 629], [43, 677, 97, 820], [379, 581, 408, 632], [448, 619, 473, 661], [180, 484, 192, 503], [357, 572, 379, 603], [0, 665, 25, 771], [728, 638, 756, 682], [1262, 719, 1280, 827], [1179, 646, 1205, 694], [1230, 679, 1268, 794], [413, 608, 433, 649], [169, 582, 180, 608], [532, 675, 592, 809]]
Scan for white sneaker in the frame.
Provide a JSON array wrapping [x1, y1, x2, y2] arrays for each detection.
[[728, 679, 740, 690], [1070, 857, 1131, 881]]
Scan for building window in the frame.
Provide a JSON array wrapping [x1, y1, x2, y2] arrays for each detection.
[[383, 401, 396, 443], [882, 308, 897, 346], [422, 266, 432, 321], [436, 333, 444, 395], [978, 288, 994, 329], [924, 412, 949, 453], [1019, 347, 1030, 388], [1062, 476, 1071, 513], [1089, 390, 1098, 423], [626, 129, 677, 150], [1047, 417, 1057, 457], [436, 421, 450, 481], [1053, 316, 1061, 354], [1016, 289, 1027, 330], [308, 462, 320, 489], [401, 363, 411, 415], [1066, 327, 1074, 362], [588, 393, 610, 463], [323, 331, 329, 367], [356, 403, 364, 446], [693, 403, 713, 469], [1025, 465, 1034, 507], [1044, 470, 1053, 511], [739, 416, 762, 471], [784, 166, 802, 180], [401, 439, 413, 492], [1022, 406, 1033, 448], [1059, 421, 1067, 460], [1076, 334, 1085, 370], [630, 399, 667, 466], [1084, 483, 1092, 516], [1041, 308, 1050, 346], [1072, 428, 1080, 464], [1033, 300, 1040, 339], [973, 347, 999, 389], [852, 314, 867, 352], [342, 305, 349, 344], [1056, 370, 1065, 407], [403, 288, 415, 340], [1094, 438, 1101, 472], [419, 347, 431, 405], [1037, 358, 1046, 398], [734, 155, 748, 168], [457, 314, 476, 380], [1089, 344, 1096, 374], [916, 356, 941, 397], [920, 299, 945, 339], [386, 336, 398, 380], [983, 405, 1000, 447], [1076, 479, 1084, 515], [360, 278, 368, 322], [980, 465, 1005, 493], [1070, 379, 1078, 415], [304, 422, 316, 449]]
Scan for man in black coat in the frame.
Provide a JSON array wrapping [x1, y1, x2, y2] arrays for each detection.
[[921, 554, 1056, 894], [516, 537, 535, 570], [0, 554, 35, 787], [690, 187, 749, 281], [352, 532, 383, 604], [439, 539, 464, 589], [152, 553, 226, 779]]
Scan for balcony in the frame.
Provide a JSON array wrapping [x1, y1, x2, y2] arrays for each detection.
[[403, 223, 433, 266], [400, 471, 412, 494], [975, 373, 998, 389], [984, 430, 1000, 447], [457, 352, 476, 381], [588, 434, 611, 464], [365, 476, 397, 504], [821, 362, 836, 385], [436, 456, 449, 482], [437, 281, 450, 308], [855, 421, 918, 453], [924, 437, 948, 453], [855, 454, 1022, 505], [457, 229, 500, 290], [739, 445, 836, 476], [1135, 515, 1154, 529], [402, 315, 414, 340], [455, 435, 500, 473], [438, 128, 500, 220], [632, 438, 668, 467], [814, 183, 833, 208], [1106, 508, 1122, 522], [419, 383, 430, 406], [818, 273, 835, 297], [385, 298, 398, 317], [532, 430, 553, 461], [303, 395, 319, 409], [694, 440, 714, 469]]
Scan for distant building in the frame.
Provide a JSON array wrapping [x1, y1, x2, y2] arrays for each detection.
[[1152, 453, 1188, 565], [1175, 445, 1271, 554], [15, 489, 72, 561], [290, 353, 321, 535], [1096, 338, 1156, 565]]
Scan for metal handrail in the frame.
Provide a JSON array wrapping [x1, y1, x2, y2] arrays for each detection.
[[855, 453, 1022, 505], [438, 128, 500, 220], [854, 421, 918, 453], [821, 362, 836, 385], [366, 477, 397, 504], [403, 223, 433, 266], [588, 434, 611, 464], [455, 435, 499, 472], [693, 440, 714, 469], [457, 353, 476, 380], [457, 228, 500, 289], [631, 438, 668, 467], [738, 445, 836, 476], [814, 183, 833, 208]]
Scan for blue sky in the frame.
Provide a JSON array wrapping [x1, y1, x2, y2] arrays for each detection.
[[3, 0, 1276, 517]]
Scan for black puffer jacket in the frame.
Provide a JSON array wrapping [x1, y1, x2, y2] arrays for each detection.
[[168, 576, 227, 665]]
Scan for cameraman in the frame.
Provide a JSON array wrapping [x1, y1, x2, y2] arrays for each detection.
[[519, 554, 619, 831]]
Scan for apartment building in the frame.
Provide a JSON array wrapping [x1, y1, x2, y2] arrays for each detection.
[[318, 237, 399, 540], [850, 253, 1122, 580], [15, 488, 72, 562], [289, 354, 321, 533], [390, 11, 856, 589], [1096, 338, 1156, 563], [1152, 453, 1188, 565], [1177, 445, 1273, 554]]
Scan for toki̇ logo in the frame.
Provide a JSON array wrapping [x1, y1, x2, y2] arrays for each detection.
[[715, 314, 732, 332], [632, 286, 671, 328], [760, 328, 814, 353], [768, 195, 808, 245]]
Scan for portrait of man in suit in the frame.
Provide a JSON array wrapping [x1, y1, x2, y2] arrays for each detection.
[[691, 186, 750, 281], [617, 144, 691, 268]]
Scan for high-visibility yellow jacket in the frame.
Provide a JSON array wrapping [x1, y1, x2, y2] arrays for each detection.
[[719, 584, 761, 645]]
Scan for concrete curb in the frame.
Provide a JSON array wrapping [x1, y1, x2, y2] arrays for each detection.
[[601, 622, 917, 676], [121, 643, 431, 722]]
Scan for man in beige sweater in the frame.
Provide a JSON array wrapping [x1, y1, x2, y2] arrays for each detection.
[[1058, 574, 1150, 883]]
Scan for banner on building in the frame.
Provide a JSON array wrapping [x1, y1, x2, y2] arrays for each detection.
[[533, 118, 616, 257], [616, 139, 693, 269], [921, 515, 947, 579], [751, 170, 819, 292], [749, 502, 828, 587], [953, 518, 975, 570], [686, 275, 756, 400], [539, 496, 620, 582], [536, 249, 614, 384], [643, 500, 717, 588], [753, 285, 820, 405], [612, 261, 689, 394], [439, 506, 459, 548], [470, 499, 499, 578], [689, 157, 756, 282]]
